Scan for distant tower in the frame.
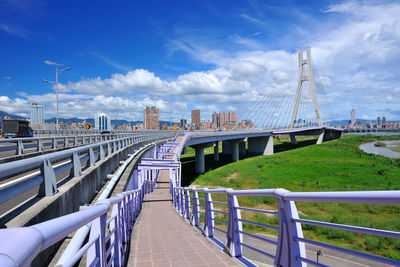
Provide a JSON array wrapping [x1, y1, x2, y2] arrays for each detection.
[[350, 109, 356, 128], [144, 106, 159, 130], [30, 103, 44, 127], [191, 109, 200, 130], [95, 113, 111, 131], [382, 116, 386, 127], [290, 47, 322, 127], [377, 117, 381, 128]]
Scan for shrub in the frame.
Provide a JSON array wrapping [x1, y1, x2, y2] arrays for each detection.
[[374, 141, 387, 147]]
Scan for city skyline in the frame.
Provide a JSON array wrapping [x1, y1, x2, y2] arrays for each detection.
[[1, 1, 400, 123]]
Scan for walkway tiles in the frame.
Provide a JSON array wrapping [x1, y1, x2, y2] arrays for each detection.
[[127, 169, 243, 267]]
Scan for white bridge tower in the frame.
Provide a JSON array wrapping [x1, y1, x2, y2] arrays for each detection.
[[290, 47, 322, 127]]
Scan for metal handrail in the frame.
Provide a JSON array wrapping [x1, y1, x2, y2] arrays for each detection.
[[0, 133, 174, 208], [0, 133, 136, 157], [172, 186, 400, 266]]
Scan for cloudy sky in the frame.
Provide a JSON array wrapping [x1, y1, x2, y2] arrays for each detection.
[[0, 0, 399, 125]]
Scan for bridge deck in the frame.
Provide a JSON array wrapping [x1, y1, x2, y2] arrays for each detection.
[[127, 142, 242, 266]]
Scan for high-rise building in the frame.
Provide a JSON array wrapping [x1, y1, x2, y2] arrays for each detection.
[[377, 117, 381, 128], [180, 119, 187, 129], [382, 116, 386, 127], [350, 109, 356, 128], [212, 112, 219, 129], [228, 111, 238, 124], [220, 112, 228, 129], [191, 109, 200, 129], [30, 103, 44, 127], [211, 111, 239, 129], [144, 106, 159, 130], [95, 113, 111, 131]]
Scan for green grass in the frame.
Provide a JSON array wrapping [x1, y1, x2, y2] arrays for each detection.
[[187, 134, 400, 260]]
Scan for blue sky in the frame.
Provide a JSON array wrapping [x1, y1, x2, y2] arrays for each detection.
[[1, 0, 400, 125]]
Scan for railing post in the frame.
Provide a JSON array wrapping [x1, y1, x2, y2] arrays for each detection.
[[74, 137, 78, 146], [17, 140, 24, 155], [274, 189, 306, 267], [118, 194, 128, 247], [110, 202, 122, 267], [38, 159, 57, 196], [107, 142, 112, 156], [89, 148, 95, 167], [100, 144, 105, 160], [203, 189, 214, 237], [64, 137, 68, 147], [52, 138, 57, 149], [173, 187, 178, 210], [37, 139, 44, 152], [225, 189, 242, 257], [179, 188, 185, 216], [192, 190, 199, 224], [70, 151, 82, 177], [184, 188, 190, 220], [87, 212, 107, 267]]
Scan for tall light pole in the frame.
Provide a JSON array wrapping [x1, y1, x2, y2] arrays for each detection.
[[44, 66, 71, 130]]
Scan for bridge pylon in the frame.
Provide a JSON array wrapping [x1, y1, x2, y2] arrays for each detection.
[[290, 47, 322, 128]]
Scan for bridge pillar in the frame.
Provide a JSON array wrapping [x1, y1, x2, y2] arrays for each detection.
[[239, 141, 246, 155], [222, 141, 232, 155], [213, 142, 219, 161], [316, 129, 325, 145], [289, 134, 297, 144], [248, 136, 274, 155], [195, 147, 205, 174], [232, 141, 239, 162]]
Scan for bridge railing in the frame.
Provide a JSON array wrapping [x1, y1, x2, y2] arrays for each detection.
[[172, 187, 400, 266], [0, 133, 174, 209], [0, 179, 156, 267], [33, 129, 177, 136], [0, 133, 136, 157]]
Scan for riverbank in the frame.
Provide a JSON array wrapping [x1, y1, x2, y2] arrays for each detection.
[[188, 134, 400, 260]]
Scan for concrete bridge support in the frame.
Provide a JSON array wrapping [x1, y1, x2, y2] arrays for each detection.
[[248, 135, 274, 155], [222, 141, 232, 155], [195, 147, 205, 174], [231, 141, 239, 162], [289, 135, 297, 145], [316, 129, 325, 145], [193, 143, 214, 174], [239, 141, 246, 155], [214, 142, 219, 161]]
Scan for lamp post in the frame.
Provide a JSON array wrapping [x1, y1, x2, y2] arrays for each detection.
[[44, 66, 71, 131]]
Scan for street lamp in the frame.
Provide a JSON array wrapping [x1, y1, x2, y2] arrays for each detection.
[[44, 66, 71, 131]]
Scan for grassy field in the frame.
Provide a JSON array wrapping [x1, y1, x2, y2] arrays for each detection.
[[185, 134, 400, 260]]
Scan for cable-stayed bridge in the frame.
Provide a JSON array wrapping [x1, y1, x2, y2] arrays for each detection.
[[0, 48, 398, 267], [237, 47, 329, 130]]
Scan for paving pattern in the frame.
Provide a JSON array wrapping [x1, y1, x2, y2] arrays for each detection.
[[127, 155, 243, 266]]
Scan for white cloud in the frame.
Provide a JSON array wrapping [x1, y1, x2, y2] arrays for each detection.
[[0, 23, 26, 38], [5, 0, 399, 122], [44, 60, 62, 66]]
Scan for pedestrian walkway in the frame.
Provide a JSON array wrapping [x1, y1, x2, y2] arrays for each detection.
[[127, 149, 243, 266]]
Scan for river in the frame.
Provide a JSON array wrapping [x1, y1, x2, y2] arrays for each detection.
[[359, 140, 400, 158]]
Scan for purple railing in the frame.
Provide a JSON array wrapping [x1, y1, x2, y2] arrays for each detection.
[[172, 186, 400, 267], [0, 177, 158, 267]]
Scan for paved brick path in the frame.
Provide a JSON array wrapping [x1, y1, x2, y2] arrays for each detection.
[[127, 141, 242, 267]]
